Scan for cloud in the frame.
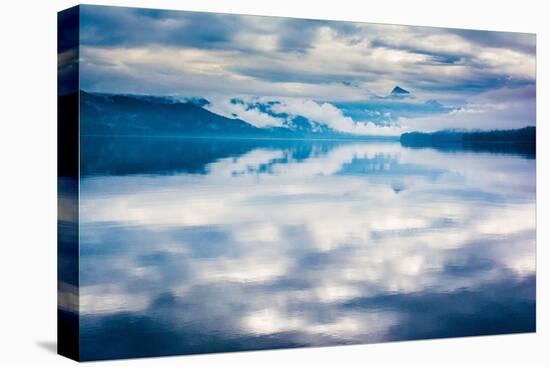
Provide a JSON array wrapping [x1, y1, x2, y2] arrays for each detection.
[[200, 95, 408, 135], [78, 5, 536, 133], [204, 96, 286, 128], [270, 98, 405, 135], [80, 6, 240, 50], [398, 85, 536, 131], [448, 29, 536, 54]]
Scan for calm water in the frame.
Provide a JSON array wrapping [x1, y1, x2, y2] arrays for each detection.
[[77, 136, 536, 360]]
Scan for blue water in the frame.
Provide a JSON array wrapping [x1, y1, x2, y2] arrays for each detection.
[[76, 136, 536, 360]]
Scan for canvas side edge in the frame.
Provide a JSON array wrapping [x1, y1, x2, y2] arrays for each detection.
[[57, 5, 81, 362]]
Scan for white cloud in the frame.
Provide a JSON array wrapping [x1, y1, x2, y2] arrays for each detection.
[[269, 98, 405, 135], [398, 85, 536, 131], [205, 96, 285, 128], [195, 94, 406, 134]]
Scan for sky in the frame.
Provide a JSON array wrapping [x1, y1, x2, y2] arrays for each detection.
[[78, 5, 536, 135]]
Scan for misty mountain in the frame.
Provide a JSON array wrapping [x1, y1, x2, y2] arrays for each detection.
[[228, 98, 336, 135], [80, 91, 261, 136], [334, 99, 451, 126], [79, 91, 395, 140]]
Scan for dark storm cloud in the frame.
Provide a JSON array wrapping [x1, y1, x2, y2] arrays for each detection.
[[79, 5, 365, 55], [370, 38, 467, 64], [449, 28, 536, 54], [80, 5, 240, 49], [405, 74, 534, 94], [276, 18, 327, 53], [230, 65, 373, 84]]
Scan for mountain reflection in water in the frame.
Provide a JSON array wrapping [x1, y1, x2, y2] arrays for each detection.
[[75, 136, 535, 360]]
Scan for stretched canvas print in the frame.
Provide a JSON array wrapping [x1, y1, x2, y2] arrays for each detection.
[[58, 4, 536, 361]]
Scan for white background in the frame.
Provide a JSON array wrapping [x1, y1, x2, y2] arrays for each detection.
[[0, 0, 547, 365]]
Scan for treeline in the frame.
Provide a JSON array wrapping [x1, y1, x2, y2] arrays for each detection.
[[400, 126, 535, 145], [400, 126, 535, 158]]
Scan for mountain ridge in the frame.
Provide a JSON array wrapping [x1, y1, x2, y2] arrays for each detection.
[[78, 91, 397, 141]]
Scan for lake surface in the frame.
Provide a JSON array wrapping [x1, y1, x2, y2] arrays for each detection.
[[78, 136, 536, 360]]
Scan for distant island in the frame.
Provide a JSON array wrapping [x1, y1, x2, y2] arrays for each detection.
[[400, 127, 536, 157]]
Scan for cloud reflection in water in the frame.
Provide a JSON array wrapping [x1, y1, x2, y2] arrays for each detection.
[[78, 138, 535, 360]]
